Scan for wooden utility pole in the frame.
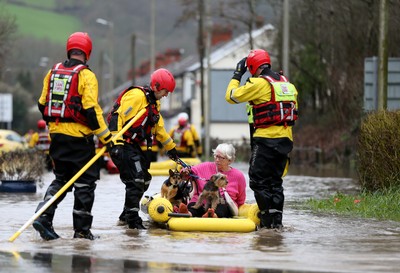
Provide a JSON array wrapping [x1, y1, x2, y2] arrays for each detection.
[[150, 0, 155, 73], [198, 0, 205, 125], [131, 34, 136, 85], [377, 0, 388, 110], [204, 0, 211, 160], [282, 0, 290, 76]]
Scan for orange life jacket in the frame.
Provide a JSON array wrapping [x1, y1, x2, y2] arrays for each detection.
[[43, 62, 89, 126], [252, 74, 298, 128], [172, 125, 190, 148], [107, 86, 160, 144], [36, 131, 50, 151]]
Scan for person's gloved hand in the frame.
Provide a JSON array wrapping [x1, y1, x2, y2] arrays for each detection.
[[166, 148, 179, 161], [180, 167, 192, 180], [106, 140, 115, 153], [232, 57, 247, 81], [188, 145, 195, 158], [106, 140, 123, 159]]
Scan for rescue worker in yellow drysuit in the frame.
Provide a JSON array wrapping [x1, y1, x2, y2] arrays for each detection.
[[225, 49, 298, 229], [33, 32, 113, 241]]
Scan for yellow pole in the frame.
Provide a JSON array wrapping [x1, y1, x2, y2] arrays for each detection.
[[9, 108, 146, 242]]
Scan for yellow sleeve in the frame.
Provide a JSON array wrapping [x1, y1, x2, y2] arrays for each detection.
[[154, 110, 176, 151], [225, 77, 272, 104], [189, 125, 198, 141], [38, 70, 51, 106], [183, 129, 194, 147], [78, 69, 112, 144], [29, 132, 39, 148], [168, 127, 176, 138]]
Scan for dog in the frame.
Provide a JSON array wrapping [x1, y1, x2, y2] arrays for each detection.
[[161, 169, 183, 206], [191, 173, 228, 215]]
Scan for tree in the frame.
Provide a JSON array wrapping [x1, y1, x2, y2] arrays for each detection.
[[218, 0, 267, 48], [287, 0, 400, 128], [0, 8, 17, 79]]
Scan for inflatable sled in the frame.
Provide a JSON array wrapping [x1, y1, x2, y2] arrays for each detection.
[[106, 157, 201, 176], [140, 195, 260, 233]]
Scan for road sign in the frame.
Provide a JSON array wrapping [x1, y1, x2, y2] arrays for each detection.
[[0, 93, 13, 122]]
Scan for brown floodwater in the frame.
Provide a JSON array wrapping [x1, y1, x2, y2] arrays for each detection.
[[1, 162, 399, 273]]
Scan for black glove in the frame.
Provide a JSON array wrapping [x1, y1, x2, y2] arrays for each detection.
[[188, 145, 194, 157], [106, 140, 122, 157], [166, 148, 179, 161], [232, 57, 247, 81], [105, 140, 115, 153], [109, 145, 123, 160]]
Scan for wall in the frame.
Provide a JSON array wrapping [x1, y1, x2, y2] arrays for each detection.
[[364, 57, 400, 111]]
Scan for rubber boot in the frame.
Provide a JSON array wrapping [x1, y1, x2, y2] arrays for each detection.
[[73, 213, 93, 232], [271, 212, 283, 229], [73, 230, 99, 240], [126, 211, 146, 230], [117, 210, 127, 226], [259, 210, 273, 229], [33, 214, 60, 240]]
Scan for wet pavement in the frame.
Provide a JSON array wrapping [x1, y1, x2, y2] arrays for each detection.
[[1, 163, 400, 273]]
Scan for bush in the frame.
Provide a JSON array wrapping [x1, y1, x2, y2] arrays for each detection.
[[0, 149, 45, 181], [357, 110, 400, 191]]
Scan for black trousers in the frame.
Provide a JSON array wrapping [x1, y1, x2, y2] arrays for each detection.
[[36, 133, 98, 232], [111, 142, 152, 224], [249, 137, 293, 214]]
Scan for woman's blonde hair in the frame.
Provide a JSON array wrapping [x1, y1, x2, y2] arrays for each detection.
[[212, 143, 236, 162]]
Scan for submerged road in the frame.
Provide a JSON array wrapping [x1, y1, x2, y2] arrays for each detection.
[[1, 163, 399, 273]]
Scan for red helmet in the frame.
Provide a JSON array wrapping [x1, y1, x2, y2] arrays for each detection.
[[150, 68, 176, 93], [37, 119, 46, 130], [246, 49, 271, 75], [66, 32, 92, 61]]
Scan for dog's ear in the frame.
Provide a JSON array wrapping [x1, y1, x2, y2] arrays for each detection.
[[169, 169, 174, 176], [212, 173, 222, 181]]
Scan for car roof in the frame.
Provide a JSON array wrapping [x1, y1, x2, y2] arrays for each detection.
[[0, 129, 20, 135]]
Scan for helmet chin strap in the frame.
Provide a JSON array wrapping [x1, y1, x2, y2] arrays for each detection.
[[151, 83, 160, 92]]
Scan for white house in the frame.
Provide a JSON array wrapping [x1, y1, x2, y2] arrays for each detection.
[[164, 24, 277, 142], [103, 24, 277, 154]]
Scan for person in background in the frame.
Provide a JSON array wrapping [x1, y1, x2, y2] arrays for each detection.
[[180, 143, 246, 218], [107, 68, 179, 229], [24, 129, 35, 145], [29, 119, 52, 171], [169, 112, 202, 158], [225, 49, 298, 229], [33, 32, 114, 241]]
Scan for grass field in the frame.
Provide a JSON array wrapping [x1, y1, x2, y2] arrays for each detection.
[[4, 3, 82, 45]]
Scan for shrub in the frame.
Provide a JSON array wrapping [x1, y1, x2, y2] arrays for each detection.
[[357, 110, 400, 191], [0, 149, 45, 181]]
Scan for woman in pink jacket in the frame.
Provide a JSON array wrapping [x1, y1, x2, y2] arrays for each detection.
[[180, 143, 247, 218]]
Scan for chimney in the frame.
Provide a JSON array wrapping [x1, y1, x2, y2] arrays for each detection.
[[212, 24, 233, 46]]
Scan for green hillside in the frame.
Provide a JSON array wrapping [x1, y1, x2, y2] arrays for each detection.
[[4, 3, 81, 44]]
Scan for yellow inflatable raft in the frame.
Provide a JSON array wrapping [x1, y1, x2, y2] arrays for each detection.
[[141, 196, 260, 233], [149, 157, 201, 176], [105, 157, 201, 176]]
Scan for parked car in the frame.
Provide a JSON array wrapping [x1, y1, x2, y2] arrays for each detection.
[[0, 129, 28, 153]]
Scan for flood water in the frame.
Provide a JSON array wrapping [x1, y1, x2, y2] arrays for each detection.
[[1, 162, 400, 273]]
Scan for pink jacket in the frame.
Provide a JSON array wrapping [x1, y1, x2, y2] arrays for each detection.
[[188, 162, 247, 207]]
